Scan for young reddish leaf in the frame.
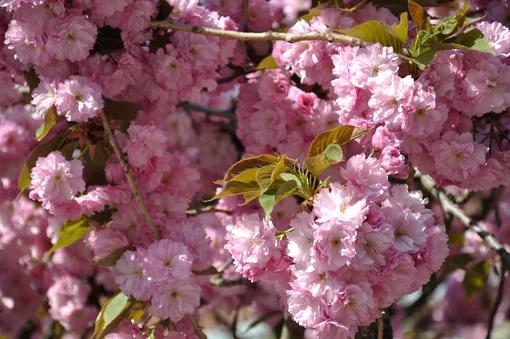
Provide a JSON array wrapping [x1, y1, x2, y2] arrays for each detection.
[[215, 154, 279, 184], [408, 0, 425, 30], [307, 125, 366, 158], [275, 180, 299, 203], [271, 158, 287, 182], [305, 143, 344, 177]]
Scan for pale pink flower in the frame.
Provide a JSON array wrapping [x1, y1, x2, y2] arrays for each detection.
[[55, 76, 104, 122], [92, 0, 131, 18], [47, 276, 91, 319], [461, 58, 510, 116], [431, 131, 487, 181], [379, 146, 408, 177], [144, 239, 192, 283], [224, 213, 278, 281], [286, 289, 327, 328], [257, 69, 290, 102], [152, 46, 193, 90], [286, 213, 316, 268], [123, 124, 167, 168], [314, 320, 355, 339], [113, 249, 151, 301], [330, 282, 377, 326], [46, 15, 97, 62], [352, 223, 391, 268], [476, 21, 510, 57], [341, 154, 389, 202], [349, 43, 400, 89], [368, 74, 414, 127], [4, 19, 50, 66], [32, 81, 58, 116], [29, 151, 85, 205], [150, 278, 201, 322], [87, 228, 130, 260], [169, 219, 213, 271], [313, 183, 368, 225], [403, 84, 448, 137], [313, 220, 356, 270]]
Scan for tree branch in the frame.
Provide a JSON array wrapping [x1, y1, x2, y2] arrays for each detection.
[[486, 267, 507, 339], [149, 21, 366, 46], [100, 112, 161, 240], [416, 172, 510, 270], [187, 314, 207, 339], [377, 317, 383, 339], [185, 206, 233, 216], [179, 101, 237, 121]]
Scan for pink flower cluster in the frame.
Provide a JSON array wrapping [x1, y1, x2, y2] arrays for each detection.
[[2, 0, 510, 337], [236, 3, 510, 190], [224, 155, 449, 338]]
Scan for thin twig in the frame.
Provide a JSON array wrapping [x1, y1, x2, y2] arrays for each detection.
[[178, 101, 237, 121], [242, 0, 249, 32], [149, 21, 366, 46], [210, 276, 251, 287], [416, 172, 510, 270], [185, 206, 234, 216], [100, 112, 161, 240], [187, 314, 207, 339], [486, 267, 507, 339], [377, 317, 383, 339]]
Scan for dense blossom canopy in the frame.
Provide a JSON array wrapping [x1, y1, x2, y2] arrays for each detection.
[[1, 0, 510, 339]]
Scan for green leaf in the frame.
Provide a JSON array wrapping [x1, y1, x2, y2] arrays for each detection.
[[18, 135, 66, 193], [334, 12, 408, 53], [275, 180, 299, 203], [308, 125, 366, 158], [46, 217, 91, 255], [413, 48, 438, 69], [209, 179, 260, 201], [448, 232, 465, 246], [215, 154, 279, 184], [463, 260, 491, 297], [256, 55, 279, 70], [256, 160, 287, 194], [256, 165, 276, 193], [36, 106, 59, 141], [440, 28, 496, 55], [103, 100, 140, 122], [93, 292, 133, 339], [125, 301, 145, 324], [305, 143, 344, 177], [94, 246, 136, 266], [244, 310, 283, 332], [280, 173, 302, 188], [408, 0, 425, 30], [259, 193, 276, 215], [271, 158, 286, 182]]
